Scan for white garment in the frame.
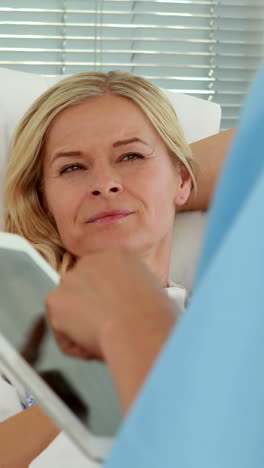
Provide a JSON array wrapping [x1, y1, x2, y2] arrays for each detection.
[[0, 360, 35, 421], [0, 375, 22, 421], [29, 432, 112, 468], [0, 282, 187, 468], [166, 280, 187, 313]]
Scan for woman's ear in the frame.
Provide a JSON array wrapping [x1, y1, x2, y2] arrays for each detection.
[[174, 165, 192, 206]]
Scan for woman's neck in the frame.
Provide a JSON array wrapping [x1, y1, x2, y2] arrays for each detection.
[[138, 241, 172, 289]]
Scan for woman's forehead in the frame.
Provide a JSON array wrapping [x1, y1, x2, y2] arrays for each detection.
[[51, 94, 150, 126], [45, 94, 160, 152]]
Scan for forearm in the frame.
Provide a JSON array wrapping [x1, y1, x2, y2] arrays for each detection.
[[100, 293, 177, 415], [185, 128, 236, 211], [0, 405, 59, 467]]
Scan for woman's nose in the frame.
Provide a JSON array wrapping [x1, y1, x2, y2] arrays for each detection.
[[89, 171, 123, 198], [92, 184, 122, 197]]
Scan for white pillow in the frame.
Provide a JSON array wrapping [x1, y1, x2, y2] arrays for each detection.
[[169, 210, 207, 293], [0, 66, 220, 289]]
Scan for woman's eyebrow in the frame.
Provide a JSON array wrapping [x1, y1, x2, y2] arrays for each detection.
[[51, 139, 149, 163], [113, 138, 149, 148], [51, 151, 82, 163]]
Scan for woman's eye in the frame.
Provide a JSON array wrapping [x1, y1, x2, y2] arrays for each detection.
[[60, 164, 84, 175], [121, 153, 144, 162]]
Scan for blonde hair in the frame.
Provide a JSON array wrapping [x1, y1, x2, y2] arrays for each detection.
[[5, 70, 196, 273]]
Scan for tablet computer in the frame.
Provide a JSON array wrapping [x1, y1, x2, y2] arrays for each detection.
[[0, 232, 113, 462]]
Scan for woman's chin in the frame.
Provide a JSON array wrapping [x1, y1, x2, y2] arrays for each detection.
[[77, 235, 143, 256]]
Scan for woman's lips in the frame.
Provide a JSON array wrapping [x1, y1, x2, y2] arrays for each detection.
[[89, 213, 132, 224]]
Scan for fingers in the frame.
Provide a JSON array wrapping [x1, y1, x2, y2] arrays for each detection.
[[46, 281, 94, 359], [46, 288, 90, 359], [57, 332, 90, 359], [45, 247, 160, 362], [53, 330, 91, 359]]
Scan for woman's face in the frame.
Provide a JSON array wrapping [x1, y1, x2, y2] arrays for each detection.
[[43, 94, 191, 258]]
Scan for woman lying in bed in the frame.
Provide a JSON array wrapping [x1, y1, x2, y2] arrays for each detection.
[[1, 70, 233, 466]]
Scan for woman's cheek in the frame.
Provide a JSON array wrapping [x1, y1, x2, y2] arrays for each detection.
[[48, 189, 75, 229]]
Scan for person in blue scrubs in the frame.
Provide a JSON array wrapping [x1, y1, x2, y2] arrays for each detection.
[[107, 66, 264, 468], [47, 65, 264, 468]]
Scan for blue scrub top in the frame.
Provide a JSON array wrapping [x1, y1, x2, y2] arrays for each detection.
[[105, 65, 264, 468]]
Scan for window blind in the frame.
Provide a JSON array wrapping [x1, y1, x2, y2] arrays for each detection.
[[0, 0, 263, 130], [213, 1, 264, 130]]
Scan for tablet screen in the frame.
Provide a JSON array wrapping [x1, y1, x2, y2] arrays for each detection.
[[0, 234, 120, 439]]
